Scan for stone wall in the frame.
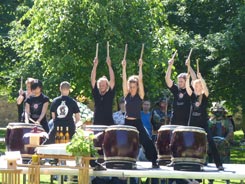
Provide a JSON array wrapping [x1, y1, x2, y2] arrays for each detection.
[[0, 95, 18, 127]]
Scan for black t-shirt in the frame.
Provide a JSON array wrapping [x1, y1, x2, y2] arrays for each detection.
[[189, 93, 208, 129], [25, 93, 49, 124], [169, 83, 191, 126], [125, 93, 142, 119], [92, 84, 115, 125], [50, 95, 80, 126], [17, 92, 26, 122]]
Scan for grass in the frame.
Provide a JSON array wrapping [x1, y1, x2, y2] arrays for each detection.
[[1, 129, 245, 183]]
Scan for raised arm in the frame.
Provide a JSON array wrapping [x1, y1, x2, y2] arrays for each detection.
[[138, 59, 144, 99], [165, 59, 174, 88], [91, 57, 98, 88], [122, 59, 128, 97], [106, 57, 115, 89], [198, 73, 209, 97], [185, 59, 197, 80], [186, 74, 193, 96], [17, 89, 24, 105]]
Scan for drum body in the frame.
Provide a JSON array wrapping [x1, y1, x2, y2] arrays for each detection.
[[156, 125, 179, 165], [85, 125, 108, 156], [5, 122, 45, 154], [103, 125, 139, 169], [170, 126, 207, 171]]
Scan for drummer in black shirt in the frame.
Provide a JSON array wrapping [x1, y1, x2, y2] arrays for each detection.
[[91, 56, 115, 126], [49, 81, 80, 143], [122, 58, 159, 168], [165, 57, 197, 126], [25, 79, 49, 133], [186, 72, 224, 170]]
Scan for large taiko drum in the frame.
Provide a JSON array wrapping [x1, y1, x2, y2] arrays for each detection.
[[85, 125, 108, 156], [103, 125, 139, 169], [156, 125, 179, 165], [5, 122, 45, 154], [170, 126, 207, 171]]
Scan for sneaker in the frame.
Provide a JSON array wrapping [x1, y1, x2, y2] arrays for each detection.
[[218, 166, 224, 171], [152, 162, 159, 168]]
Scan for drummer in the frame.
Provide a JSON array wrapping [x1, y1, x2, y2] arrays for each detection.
[[48, 81, 80, 143], [186, 72, 224, 170], [122, 58, 159, 168], [165, 56, 197, 126], [91, 56, 115, 126], [25, 79, 50, 133], [16, 77, 35, 122]]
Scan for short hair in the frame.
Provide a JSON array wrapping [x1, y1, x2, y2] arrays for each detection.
[[25, 78, 35, 85], [97, 76, 109, 90], [31, 79, 42, 90], [177, 73, 187, 81], [60, 81, 70, 90], [128, 75, 139, 84]]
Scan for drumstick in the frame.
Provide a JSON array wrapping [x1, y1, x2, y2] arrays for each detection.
[[107, 41, 109, 58], [165, 97, 168, 125], [123, 44, 128, 60], [171, 50, 178, 60], [187, 48, 193, 74], [196, 59, 200, 74], [140, 43, 144, 59], [95, 43, 99, 58], [29, 118, 36, 124], [20, 76, 23, 90]]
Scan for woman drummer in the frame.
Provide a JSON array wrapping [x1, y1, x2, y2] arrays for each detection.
[[122, 58, 159, 168], [186, 72, 224, 170]]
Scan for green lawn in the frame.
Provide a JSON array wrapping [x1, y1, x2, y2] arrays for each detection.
[[1, 129, 245, 183]]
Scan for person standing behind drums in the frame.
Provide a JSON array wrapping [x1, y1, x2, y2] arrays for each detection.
[[165, 56, 197, 126], [91, 56, 115, 126], [186, 72, 224, 170], [16, 78, 35, 122], [25, 79, 50, 133], [48, 81, 80, 143], [122, 58, 159, 168], [113, 97, 125, 125], [141, 100, 152, 137]]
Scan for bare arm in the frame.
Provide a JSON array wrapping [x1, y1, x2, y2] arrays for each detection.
[[51, 112, 56, 120], [198, 73, 209, 97], [74, 113, 81, 124], [138, 59, 144, 99], [122, 59, 128, 97], [91, 57, 98, 88], [186, 74, 193, 96], [25, 103, 30, 123], [36, 102, 49, 124], [106, 57, 115, 89], [165, 59, 174, 88], [185, 59, 197, 80], [17, 90, 24, 105]]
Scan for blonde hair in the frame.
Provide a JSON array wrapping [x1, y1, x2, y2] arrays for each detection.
[[25, 78, 35, 85], [97, 76, 109, 91], [128, 75, 139, 85]]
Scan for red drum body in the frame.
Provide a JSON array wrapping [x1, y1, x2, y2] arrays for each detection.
[[85, 125, 108, 156], [103, 125, 139, 169], [170, 126, 207, 171], [5, 122, 45, 154], [156, 125, 179, 165]]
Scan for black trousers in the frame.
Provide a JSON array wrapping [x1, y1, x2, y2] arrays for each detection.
[[125, 118, 157, 163], [205, 126, 222, 167]]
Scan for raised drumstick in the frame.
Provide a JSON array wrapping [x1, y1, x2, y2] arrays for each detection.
[[187, 48, 193, 74], [197, 59, 200, 74], [140, 43, 144, 59], [107, 41, 109, 58], [95, 43, 99, 58], [20, 76, 23, 90], [172, 50, 178, 60], [123, 44, 128, 60]]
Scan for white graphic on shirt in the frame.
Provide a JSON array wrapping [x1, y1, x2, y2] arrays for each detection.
[[57, 101, 68, 118]]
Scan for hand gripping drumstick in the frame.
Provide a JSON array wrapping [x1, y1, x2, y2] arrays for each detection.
[[107, 41, 109, 58], [95, 43, 99, 58], [140, 43, 144, 59], [123, 44, 128, 60], [171, 50, 178, 60]]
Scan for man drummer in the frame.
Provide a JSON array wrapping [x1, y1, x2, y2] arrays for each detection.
[[91, 56, 115, 126], [165, 57, 197, 126]]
